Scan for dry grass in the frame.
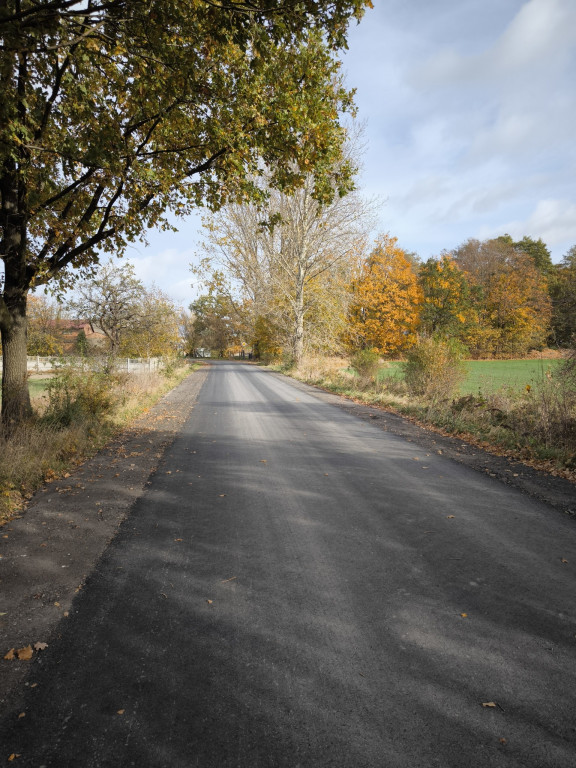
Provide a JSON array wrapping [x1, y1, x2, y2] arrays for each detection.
[[0, 362, 195, 524]]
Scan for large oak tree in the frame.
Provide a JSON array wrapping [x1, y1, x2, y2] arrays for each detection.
[[0, 0, 370, 426]]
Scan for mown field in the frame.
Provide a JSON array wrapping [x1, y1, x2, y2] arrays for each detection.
[[377, 358, 563, 395]]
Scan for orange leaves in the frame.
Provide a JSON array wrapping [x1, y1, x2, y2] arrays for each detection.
[[348, 235, 422, 356], [4, 642, 48, 660]]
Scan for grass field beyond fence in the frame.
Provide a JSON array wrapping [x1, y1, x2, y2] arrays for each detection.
[[376, 358, 563, 395]]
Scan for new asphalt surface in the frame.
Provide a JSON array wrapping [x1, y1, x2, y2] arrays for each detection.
[[2, 361, 576, 767]]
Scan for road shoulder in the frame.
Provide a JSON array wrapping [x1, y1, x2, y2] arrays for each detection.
[[0, 366, 208, 718], [270, 370, 576, 517]]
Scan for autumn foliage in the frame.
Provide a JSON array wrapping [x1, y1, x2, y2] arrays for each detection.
[[347, 235, 422, 356]]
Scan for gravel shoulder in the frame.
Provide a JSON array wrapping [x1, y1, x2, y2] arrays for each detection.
[[0, 367, 208, 718]]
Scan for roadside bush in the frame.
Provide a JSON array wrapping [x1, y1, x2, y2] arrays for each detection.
[[42, 363, 120, 427], [351, 348, 381, 387], [511, 363, 576, 455], [403, 337, 466, 401]]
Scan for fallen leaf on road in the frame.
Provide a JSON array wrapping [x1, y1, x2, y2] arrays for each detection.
[[460, 613, 468, 618], [8, 754, 21, 761], [174, 538, 183, 542], [561, 558, 568, 563], [447, 515, 455, 519], [16, 646, 34, 661], [499, 738, 507, 745], [260, 460, 267, 463], [219, 494, 226, 497], [206, 599, 213, 605], [18, 713, 25, 719], [33, 642, 48, 651], [4, 649, 15, 660], [117, 709, 125, 715], [221, 576, 237, 583], [482, 702, 497, 708]]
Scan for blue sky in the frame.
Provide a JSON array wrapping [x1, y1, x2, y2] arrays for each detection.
[[126, 0, 576, 305]]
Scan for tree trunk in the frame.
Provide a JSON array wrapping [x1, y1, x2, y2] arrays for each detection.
[[1, 289, 32, 430], [1, 157, 33, 430], [292, 267, 305, 366]]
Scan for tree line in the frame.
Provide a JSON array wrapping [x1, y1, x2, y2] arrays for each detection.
[[190, 204, 576, 363]]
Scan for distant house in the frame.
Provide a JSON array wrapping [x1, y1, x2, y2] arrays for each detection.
[[49, 319, 107, 354]]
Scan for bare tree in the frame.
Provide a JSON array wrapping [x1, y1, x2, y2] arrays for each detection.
[[67, 261, 144, 356], [200, 168, 374, 364]]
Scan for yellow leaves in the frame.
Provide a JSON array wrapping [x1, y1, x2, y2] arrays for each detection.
[[4, 642, 47, 660], [482, 701, 497, 708], [348, 235, 422, 356], [8, 754, 21, 762]]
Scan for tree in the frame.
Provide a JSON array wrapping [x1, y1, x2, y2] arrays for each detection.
[[26, 294, 64, 356], [189, 293, 242, 357], [120, 287, 181, 358], [67, 261, 144, 356], [550, 245, 576, 347], [200, 166, 373, 365], [418, 255, 475, 340], [347, 235, 422, 357], [514, 235, 553, 275], [0, 0, 370, 426], [454, 237, 552, 357]]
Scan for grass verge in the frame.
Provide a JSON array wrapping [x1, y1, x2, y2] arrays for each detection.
[[0, 360, 199, 525]]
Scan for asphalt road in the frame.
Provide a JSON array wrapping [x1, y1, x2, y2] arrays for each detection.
[[2, 361, 576, 767]]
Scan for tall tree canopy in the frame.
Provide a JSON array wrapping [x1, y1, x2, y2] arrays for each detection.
[[199, 169, 372, 364], [454, 237, 551, 357], [347, 235, 422, 357], [0, 0, 370, 426]]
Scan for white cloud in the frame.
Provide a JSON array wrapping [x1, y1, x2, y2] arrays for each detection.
[[479, 198, 576, 251]]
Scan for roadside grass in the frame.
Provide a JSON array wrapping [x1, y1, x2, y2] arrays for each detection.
[[283, 355, 576, 480], [0, 361, 199, 524]]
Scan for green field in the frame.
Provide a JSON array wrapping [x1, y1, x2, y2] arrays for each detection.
[[29, 378, 50, 399], [0, 377, 49, 403], [376, 358, 563, 395]]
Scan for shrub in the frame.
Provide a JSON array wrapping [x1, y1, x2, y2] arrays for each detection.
[[403, 337, 466, 401], [511, 359, 576, 454], [350, 348, 381, 386], [42, 363, 119, 427]]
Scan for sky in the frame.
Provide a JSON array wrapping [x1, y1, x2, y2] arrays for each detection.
[[126, 0, 576, 306]]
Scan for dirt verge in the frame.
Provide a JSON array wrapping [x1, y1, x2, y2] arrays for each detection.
[[0, 367, 208, 718]]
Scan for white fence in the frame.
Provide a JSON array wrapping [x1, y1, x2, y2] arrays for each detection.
[[0, 356, 165, 374]]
